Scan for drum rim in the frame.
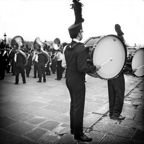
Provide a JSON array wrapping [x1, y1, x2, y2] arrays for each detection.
[[85, 35, 127, 80], [131, 47, 144, 77]]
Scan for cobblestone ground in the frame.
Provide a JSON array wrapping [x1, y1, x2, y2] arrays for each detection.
[[0, 69, 143, 144]]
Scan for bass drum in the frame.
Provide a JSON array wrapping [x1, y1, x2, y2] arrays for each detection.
[[131, 48, 144, 77], [84, 35, 127, 80]]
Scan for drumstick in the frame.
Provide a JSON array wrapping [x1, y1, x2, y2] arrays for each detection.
[[100, 57, 113, 67], [136, 65, 144, 70]]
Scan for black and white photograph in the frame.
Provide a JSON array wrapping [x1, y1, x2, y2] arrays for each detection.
[[0, 0, 144, 143]]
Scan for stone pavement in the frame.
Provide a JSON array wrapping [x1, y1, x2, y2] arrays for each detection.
[[0, 69, 143, 144]]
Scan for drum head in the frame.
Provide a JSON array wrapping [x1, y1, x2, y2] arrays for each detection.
[[93, 35, 127, 79], [132, 48, 144, 77]]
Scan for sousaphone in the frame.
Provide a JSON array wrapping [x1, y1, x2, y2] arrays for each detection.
[[33, 37, 49, 63], [11, 35, 28, 66]]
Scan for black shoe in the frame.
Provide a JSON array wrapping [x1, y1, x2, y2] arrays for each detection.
[[111, 115, 125, 120], [109, 113, 113, 119], [55, 78, 61, 80], [23, 82, 26, 84], [74, 134, 92, 142], [43, 80, 46, 82], [14, 82, 18, 84], [37, 80, 41, 83], [71, 130, 74, 135], [33, 76, 36, 78]]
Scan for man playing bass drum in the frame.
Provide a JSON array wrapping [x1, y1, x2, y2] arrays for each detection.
[[108, 24, 134, 120], [64, 0, 100, 142]]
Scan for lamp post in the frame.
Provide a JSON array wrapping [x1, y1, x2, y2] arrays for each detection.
[[4, 33, 7, 43]]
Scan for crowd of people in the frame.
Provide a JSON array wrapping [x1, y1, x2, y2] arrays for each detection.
[[0, 38, 68, 83]]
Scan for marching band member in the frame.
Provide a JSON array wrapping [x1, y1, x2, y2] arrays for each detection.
[[34, 37, 49, 83], [53, 38, 63, 80], [108, 24, 137, 121], [9, 47, 17, 76], [64, 0, 100, 142], [11, 36, 28, 84], [0, 41, 9, 80], [108, 24, 126, 120]]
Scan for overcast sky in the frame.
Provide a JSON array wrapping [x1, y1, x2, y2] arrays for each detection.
[[0, 0, 144, 46]]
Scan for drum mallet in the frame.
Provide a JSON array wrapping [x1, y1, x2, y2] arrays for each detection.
[[100, 57, 113, 67]]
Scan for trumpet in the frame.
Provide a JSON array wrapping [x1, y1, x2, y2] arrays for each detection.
[[11, 35, 28, 66], [33, 37, 49, 63]]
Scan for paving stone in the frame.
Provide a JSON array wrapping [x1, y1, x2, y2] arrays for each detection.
[[10, 112, 29, 121], [137, 105, 144, 110], [89, 131, 105, 144], [132, 129, 144, 143], [56, 133, 75, 144], [0, 116, 17, 128], [0, 106, 22, 117], [25, 127, 47, 142], [39, 132, 58, 144], [98, 116, 117, 125], [26, 101, 47, 108], [26, 116, 46, 125], [132, 100, 144, 106], [0, 101, 26, 110], [0, 96, 15, 103], [93, 103, 109, 115], [34, 97, 53, 103], [134, 113, 144, 122], [20, 105, 42, 114], [43, 104, 69, 114], [101, 134, 141, 144], [50, 100, 70, 108], [54, 114, 70, 125], [4, 121, 35, 136], [35, 109, 62, 120], [93, 121, 115, 134], [0, 129, 35, 144], [56, 126, 70, 135], [110, 124, 134, 138], [84, 114, 102, 128], [121, 119, 144, 130], [11, 97, 34, 105], [128, 92, 143, 98], [39, 120, 60, 131], [22, 114, 35, 122], [121, 111, 135, 120], [0, 107, 7, 117]]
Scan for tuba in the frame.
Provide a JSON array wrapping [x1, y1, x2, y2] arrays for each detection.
[[11, 35, 28, 66], [33, 37, 49, 63]]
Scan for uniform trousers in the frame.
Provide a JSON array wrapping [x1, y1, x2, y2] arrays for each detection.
[[66, 71, 85, 136], [107, 73, 125, 117], [37, 63, 46, 82], [15, 63, 26, 83], [56, 60, 63, 80], [33, 62, 38, 78]]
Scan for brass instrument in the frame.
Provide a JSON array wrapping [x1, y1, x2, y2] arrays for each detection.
[[11, 35, 28, 66], [33, 37, 49, 63]]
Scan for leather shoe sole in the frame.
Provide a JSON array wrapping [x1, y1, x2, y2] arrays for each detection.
[[111, 115, 125, 120]]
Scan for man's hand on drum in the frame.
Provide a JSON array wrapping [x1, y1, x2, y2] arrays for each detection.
[[96, 65, 101, 71]]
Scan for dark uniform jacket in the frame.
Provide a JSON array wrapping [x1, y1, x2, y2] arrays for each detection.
[[65, 41, 96, 83]]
